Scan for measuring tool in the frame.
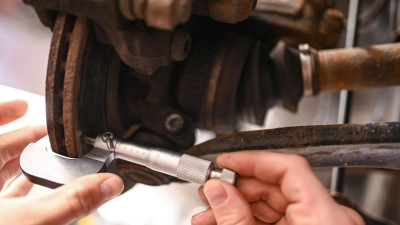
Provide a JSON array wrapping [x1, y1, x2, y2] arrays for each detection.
[[20, 132, 236, 189]]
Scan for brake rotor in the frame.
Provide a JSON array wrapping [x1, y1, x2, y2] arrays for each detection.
[[46, 13, 124, 158], [45, 13, 181, 186]]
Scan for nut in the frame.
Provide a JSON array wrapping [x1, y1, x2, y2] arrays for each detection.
[[220, 168, 237, 185]]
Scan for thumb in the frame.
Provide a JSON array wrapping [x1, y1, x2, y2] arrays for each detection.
[[203, 179, 255, 225], [25, 173, 123, 225]]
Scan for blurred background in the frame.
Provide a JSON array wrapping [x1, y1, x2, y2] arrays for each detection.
[[1, 0, 400, 224]]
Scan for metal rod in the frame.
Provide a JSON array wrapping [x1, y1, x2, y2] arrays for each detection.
[[186, 124, 400, 169], [331, 0, 359, 193], [337, 91, 352, 125], [186, 122, 400, 155], [330, 167, 345, 192], [345, 0, 359, 49], [316, 43, 400, 93]]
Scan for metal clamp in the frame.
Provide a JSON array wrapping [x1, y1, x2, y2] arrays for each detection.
[[299, 43, 316, 96], [102, 132, 116, 153]]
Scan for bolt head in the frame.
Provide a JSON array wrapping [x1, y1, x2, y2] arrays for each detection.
[[165, 114, 185, 133]]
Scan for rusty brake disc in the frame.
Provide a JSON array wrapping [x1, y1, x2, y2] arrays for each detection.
[[46, 13, 124, 158]]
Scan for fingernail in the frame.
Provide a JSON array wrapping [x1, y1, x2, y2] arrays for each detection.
[[204, 184, 228, 208], [198, 192, 207, 204], [101, 176, 123, 201], [192, 209, 206, 219]]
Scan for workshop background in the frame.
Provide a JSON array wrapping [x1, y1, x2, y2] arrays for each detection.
[[1, 0, 400, 224]]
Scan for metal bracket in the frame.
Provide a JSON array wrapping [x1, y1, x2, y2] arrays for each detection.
[[20, 143, 111, 189]]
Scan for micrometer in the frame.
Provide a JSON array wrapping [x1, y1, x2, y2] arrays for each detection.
[[20, 132, 236, 189]]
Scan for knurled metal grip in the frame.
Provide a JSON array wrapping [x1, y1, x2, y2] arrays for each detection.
[[177, 154, 214, 185]]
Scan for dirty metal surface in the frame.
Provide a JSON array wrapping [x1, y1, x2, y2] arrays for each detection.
[[25, 0, 183, 75], [63, 17, 89, 157], [46, 14, 125, 158], [186, 122, 400, 156], [46, 13, 76, 156], [295, 143, 400, 170], [186, 123, 400, 171], [204, 0, 257, 24], [248, 0, 345, 49], [196, 143, 400, 171], [317, 43, 400, 94]]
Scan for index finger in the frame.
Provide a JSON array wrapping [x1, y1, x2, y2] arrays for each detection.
[[0, 100, 28, 126], [0, 125, 47, 168]]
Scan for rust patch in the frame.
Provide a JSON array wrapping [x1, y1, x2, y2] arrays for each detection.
[[317, 43, 400, 93], [46, 13, 76, 156], [315, 151, 332, 155]]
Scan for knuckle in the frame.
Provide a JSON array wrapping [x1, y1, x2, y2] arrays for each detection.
[[288, 154, 310, 169], [260, 191, 270, 202], [0, 168, 10, 185], [0, 148, 11, 166]]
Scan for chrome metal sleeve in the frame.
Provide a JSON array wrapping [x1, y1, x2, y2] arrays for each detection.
[[114, 142, 181, 177]]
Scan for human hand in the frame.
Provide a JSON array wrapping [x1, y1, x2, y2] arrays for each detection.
[[0, 99, 124, 225], [192, 151, 365, 225]]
